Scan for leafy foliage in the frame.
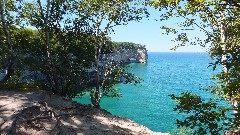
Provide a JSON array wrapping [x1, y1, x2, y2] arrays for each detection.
[[72, 0, 149, 107], [112, 42, 146, 50], [150, 0, 240, 133], [0, 0, 148, 108], [170, 92, 231, 134]]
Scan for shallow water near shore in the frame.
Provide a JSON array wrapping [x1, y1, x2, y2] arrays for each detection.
[[74, 52, 221, 133]]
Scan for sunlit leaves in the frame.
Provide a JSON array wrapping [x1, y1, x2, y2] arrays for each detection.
[[73, 0, 148, 107], [0, 0, 146, 108], [150, 0, 240, 133], [170, 92, 232, 134]]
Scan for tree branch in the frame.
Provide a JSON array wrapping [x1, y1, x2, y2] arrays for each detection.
[[226, 0, 240, 8]]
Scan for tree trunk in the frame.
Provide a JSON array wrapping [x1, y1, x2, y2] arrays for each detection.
[[90, 16, 102, 107], [38, 0, 59, 93], [0, 0, 14, 83], [220, 10, 227, 73], [91, 44, 100, 107], [220, 7, 239, 121]]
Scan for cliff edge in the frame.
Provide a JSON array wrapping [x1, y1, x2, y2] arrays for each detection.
[[102, 48, 148, 64], [0, 90, 168, 135]]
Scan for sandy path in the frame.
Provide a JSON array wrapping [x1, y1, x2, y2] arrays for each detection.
[[0, 90, 169, 135]]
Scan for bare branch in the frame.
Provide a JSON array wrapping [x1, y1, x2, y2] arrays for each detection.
[[37, 0, 44, 20]]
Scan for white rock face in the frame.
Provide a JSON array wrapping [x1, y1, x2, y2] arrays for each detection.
[[137, 48, 148, 63], [102, 48, 148, 63]]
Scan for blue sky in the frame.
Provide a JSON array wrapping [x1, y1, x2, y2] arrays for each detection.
[[109, 7, 208, 52], [32, 1, 208, 52]]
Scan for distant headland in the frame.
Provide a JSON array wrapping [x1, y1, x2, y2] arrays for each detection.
[[104, 42, 148, 64]]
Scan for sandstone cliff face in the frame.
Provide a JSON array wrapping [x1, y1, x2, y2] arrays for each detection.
[[136, 48, 148, 63], [0, 47, 148, 83], [102, 48, 148, 64]]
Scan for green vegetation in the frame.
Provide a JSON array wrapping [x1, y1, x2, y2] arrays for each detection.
[[1, 0, 239, 134], [112, 42, 146, 50], [0, 0, 147, 107], [151, 0, 240, 134]]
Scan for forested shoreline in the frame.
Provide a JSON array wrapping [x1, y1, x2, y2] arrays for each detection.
[[0, 0, 240, 134], [0, 0, 149, 107], [0, 25, 147, 101]]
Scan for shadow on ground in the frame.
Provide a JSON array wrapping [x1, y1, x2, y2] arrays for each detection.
[[0, 91, 163, 135]]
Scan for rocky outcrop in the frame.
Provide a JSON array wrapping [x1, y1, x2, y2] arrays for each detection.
[[136, 48, 148, 63], [102, 48, 148, 64], [84, 48, 148, 73], [0, 46, 148, 84]]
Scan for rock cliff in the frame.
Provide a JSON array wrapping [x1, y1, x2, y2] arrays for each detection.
[[102, 48, 148, 64]]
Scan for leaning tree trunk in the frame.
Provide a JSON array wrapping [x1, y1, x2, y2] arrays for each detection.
[[90, 15, 103, 108], [220, 8, 239, 121], [220, 10, 227, 73], [90, 42, 101, 108], [0, 0, 14, 83]]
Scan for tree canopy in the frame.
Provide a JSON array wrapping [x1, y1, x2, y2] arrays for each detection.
[[0, 0, 148, 107], [1, 0, 239, 133], [151, 0, 240, 133]]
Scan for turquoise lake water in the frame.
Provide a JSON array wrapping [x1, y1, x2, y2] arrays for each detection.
[[74, 52, 220, 133]]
